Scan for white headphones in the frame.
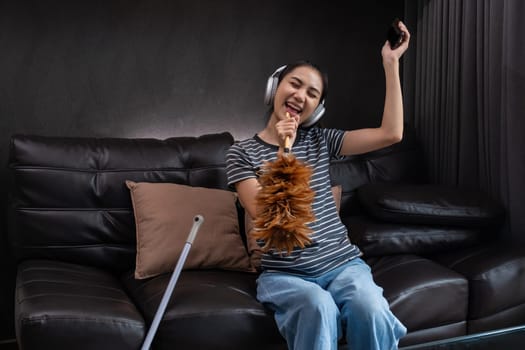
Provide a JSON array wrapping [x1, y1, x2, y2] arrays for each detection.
[[264, 65, 326, 128]]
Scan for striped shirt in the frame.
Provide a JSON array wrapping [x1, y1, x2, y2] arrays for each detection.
[[226, 127, 361, 276]]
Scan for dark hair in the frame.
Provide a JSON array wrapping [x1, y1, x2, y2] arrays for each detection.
[[277, 60, 328, 102]]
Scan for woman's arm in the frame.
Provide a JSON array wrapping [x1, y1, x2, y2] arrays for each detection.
[[339, 21, 411, 156], [235, 178, 260, 219]]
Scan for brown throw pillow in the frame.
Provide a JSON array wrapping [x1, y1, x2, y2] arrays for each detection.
[[126, 181, 254, 279]]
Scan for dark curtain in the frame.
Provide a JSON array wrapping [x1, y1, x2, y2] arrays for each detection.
[[404, 0, 525, 241]]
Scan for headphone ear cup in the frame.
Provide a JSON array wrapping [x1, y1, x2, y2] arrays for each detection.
[[264, 76, 278, 105], [301, 101, 325, 128]]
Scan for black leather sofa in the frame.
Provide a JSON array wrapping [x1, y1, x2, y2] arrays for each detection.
[[7, 130, 525, 349]]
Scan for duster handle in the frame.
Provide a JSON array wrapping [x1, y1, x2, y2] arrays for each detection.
[[284, 112, 293, 153], [284, 136, 291, 153]]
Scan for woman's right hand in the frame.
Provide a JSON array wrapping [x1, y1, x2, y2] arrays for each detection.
[[275, 112, 299, 149]]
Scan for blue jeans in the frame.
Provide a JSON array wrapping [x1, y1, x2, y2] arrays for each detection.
[[256, 258, 407, 350]]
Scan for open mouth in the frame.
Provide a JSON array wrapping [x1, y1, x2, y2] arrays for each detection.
[[285, 102, 302, 117]]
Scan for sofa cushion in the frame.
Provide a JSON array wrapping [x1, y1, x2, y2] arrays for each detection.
[[15, 260, 145, 349], [126, 181, 254, 279], [432, 244, 525, 333], [357, 183, 505, 228], [122, 269, 284, 350], [367, 254, 469, 346]]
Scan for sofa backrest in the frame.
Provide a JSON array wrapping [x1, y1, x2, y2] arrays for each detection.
[[7, 128, 426, 274], [7, 132, 235, 273]]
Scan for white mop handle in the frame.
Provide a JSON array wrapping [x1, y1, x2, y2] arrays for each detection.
[[186, 215, 203, 244], [141, 215, 204, 350]]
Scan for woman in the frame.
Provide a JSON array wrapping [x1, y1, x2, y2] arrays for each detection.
[[226, 21, 410, 350]]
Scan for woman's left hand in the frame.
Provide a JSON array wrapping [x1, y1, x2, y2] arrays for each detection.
[[382, 21, 410, 64]]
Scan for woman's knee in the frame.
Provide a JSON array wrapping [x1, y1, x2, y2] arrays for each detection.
[[342, 285, 390, 318], [302, 287, 339, 316]]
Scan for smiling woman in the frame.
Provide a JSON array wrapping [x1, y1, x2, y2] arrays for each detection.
[[226, 21, 411, 347]]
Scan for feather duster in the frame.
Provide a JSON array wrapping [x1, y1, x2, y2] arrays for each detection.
[[253, 118, 316, 254]]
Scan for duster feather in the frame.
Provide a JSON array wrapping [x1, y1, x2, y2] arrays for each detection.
[[253, 130, 316, 255]]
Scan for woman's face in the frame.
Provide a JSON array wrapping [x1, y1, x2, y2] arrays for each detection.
[[273, 65, 323, 124]]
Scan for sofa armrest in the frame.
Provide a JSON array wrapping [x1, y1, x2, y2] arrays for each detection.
[[357, 183, 505, 228]]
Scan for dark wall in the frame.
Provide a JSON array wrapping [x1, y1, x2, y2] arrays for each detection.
[[0, 0, 404, 340]]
